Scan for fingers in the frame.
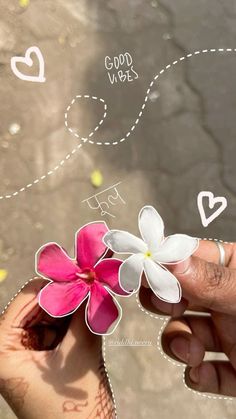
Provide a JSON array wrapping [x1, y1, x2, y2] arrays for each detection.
[[139, 240, 236, 318], [0, 278, 71, 351], [1, 278, 47, 327], [161, 311, 236, 397], [0, 278, 100, 356], [170, 255, 236, 315], [161, 315, 236, 396], [139, 286, 188, 317], [185, 361, 236, 397], [161, 315, 221, 367], [139, 286, 210, 318], [194, 240, 234, 266]]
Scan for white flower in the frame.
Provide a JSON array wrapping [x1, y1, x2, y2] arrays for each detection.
[[103, 206, 199, 303]]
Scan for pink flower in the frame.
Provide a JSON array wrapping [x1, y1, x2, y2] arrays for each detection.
[[36, 221, 128, 335]]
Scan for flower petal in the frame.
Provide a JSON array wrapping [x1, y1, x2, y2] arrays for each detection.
[[153, 235, 199, 264], [119, 254, 144, 293], [38, 281, 89, 317], [37, 243, 79, 281], [138, 206, 164, 252], [86, 282, 121, 335], [94, 258, 129, 296], [76, 222, 109, 268], [143, 259, 181, 303], [103, 230, 147, 254]]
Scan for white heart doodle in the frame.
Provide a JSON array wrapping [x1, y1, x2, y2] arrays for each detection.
[[10, 46, 46, 83], [197, 191, 228, 228]]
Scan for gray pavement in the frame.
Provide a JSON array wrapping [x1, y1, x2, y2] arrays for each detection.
[[0, 0, 236, 418]]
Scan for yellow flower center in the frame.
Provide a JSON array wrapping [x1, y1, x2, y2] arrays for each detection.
[[145, 251, 152, 258]]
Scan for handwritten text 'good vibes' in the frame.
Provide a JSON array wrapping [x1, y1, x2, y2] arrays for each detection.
[[105, 52, 138, 85]]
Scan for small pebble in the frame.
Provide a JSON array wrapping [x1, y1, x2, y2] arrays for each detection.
[[6, 248, 14, 256], [163, 33, 172, 40], [58, 34, 66, 45], [151, 0, 158, 7], [1, 141, 9, 149], [149, 90, 160, 102], [35, 222, 44, 231], [9, 123, 21, 136]]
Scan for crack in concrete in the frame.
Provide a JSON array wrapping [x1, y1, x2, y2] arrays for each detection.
[[158, 0, 236, 198]]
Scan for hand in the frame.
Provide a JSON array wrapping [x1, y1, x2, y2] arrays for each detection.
[[139, 240, 236, 397], [0, 278, 115, 419]]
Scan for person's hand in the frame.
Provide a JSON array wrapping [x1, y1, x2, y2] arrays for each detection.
[[139, 240, 236, 397], [0, 278, 115, 419]]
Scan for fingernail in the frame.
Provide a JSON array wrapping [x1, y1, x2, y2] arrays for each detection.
[[170, 337, 190, 363], [172, 258, 191, 275], [189, 367, 199, 384], [141, 274, 149, 288], [150, 294, 170, 315]]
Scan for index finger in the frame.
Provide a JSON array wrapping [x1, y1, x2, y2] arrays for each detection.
[[194, 240, 235, 267], [139, 240, 235, 317]]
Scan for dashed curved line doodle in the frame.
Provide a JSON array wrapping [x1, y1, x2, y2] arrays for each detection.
[[65, 95, 107, 141], [0, 143, 83, 200], [103, 336, 118, 418], [1, 47, 236, 200], [202, 237, 234, 245], [135, 295, 234, 402], [65, 48, 236, 146]]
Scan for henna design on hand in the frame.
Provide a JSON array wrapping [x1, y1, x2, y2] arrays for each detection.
[[62, 400, 89, 413], [18, 303, 69, 351], [0, 315, 6, 327], [86, 355, 115, 419], [21, 327, 45, 350], [0, 377, 29, 411], [61, 353, 115, 418], [20, 305, 46, 350]]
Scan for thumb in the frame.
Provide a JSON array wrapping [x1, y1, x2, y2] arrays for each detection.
[[171, 256, 236, 315]]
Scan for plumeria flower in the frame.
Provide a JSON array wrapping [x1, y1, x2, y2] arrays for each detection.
[[103, 206, 199, 303], [36, 221, 128, 335]]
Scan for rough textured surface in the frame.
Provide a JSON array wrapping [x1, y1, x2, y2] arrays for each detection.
[[0, 0, 236, 418]]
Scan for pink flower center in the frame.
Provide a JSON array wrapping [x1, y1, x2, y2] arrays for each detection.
[[76, 268, 97, 285]]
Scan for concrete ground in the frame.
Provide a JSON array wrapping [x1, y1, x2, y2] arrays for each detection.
[[0, 0, 236, 418]]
